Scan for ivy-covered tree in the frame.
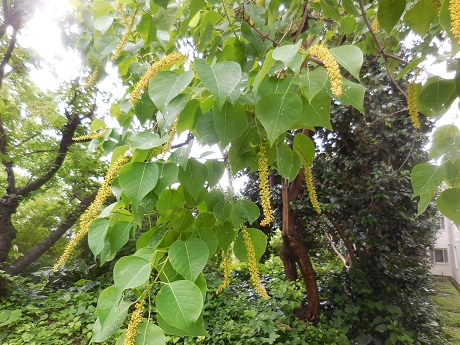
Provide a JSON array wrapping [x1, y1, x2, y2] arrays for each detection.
[[43, 0, 460, 343], [0, 0, 109, 293]]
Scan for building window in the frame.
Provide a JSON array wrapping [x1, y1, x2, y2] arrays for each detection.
[[431, 249, 448, 263], [439, 217, 445, 230]]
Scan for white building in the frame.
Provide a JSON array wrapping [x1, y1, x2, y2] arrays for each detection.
[[430, 216, 460, 283]]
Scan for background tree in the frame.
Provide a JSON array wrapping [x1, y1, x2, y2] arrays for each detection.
[[0, 0, 109, 294]]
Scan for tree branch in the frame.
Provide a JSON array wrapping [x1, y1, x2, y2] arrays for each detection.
[[0, 26, 17, 90], [0, 114, 16, 194], [5, 189, 98, 276], [324, 211, 356, 266]]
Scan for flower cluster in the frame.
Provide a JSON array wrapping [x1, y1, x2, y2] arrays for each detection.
[[309, 45, 342, 98], [256, 0, 265, 6], [216, 250, 232, 295], [258, 146, 273, 227], [161, 117, 178, 157], [53, 154, 131, 271], [72, 128, 108, 142], [124, 300, 145, 345], [83, 66, 99, 89], [304, 162, 321, 214], [407, 82, 421, 129], [129, 52, 187, 104], [242, 227, 269, 299], [372, 18, 379, 34], [111, 17, 134, 61], [451, 0, 460, 39]]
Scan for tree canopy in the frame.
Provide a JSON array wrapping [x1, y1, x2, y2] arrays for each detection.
[[2, 0, 460, 344]]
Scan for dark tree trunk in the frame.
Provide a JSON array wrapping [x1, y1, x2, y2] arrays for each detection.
[[280, 176, 320, 324]]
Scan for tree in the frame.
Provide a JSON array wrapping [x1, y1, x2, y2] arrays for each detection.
[[51, 0, 460, 343], [0, 0, 109, 294]]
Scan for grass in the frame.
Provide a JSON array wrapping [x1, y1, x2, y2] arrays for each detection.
[[432, 276, 460, 344]]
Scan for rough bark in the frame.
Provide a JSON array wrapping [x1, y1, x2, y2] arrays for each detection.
[[280, 176, 320, 324]]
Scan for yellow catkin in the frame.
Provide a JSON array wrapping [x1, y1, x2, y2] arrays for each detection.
[[309, 45, 343, 98], [84, 66, 99, 89], [129, 52, 187, 104], [116, 0, 123, 12], [371, 18, 379, 33], [451, 0, 460, 39], [303, 162, 321, 214], [72, 128, 108, 141], [53, 154, 131, 271], [258, 146, 273, 227], [256, 0, 265, 6], [161, 117, 178, 158], [242, 227, 269, 299], [124, 300, 145, 345], [111, 17, 134, 61], [407, 82, 421, 129], [216, 250, 232, 295]]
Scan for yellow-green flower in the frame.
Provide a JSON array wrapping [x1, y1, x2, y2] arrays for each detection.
[[309, 45, 342, 98], [407, 82, 421, 129], [303, 162, 321, 214], [84, 66, 99, 89], [161, 117, 178, 158], [72, 128, 108, 141], [124, 300, 145, 345], [53, 154, 131, 271], [451, 0, 460, 39], [242, 227, 269, 299], [372, 18, 379, 34], [216, 250, 232, 295], [111, 17, 134, 61], [129, 52, 187, 104], [258, 146, 273, 227]]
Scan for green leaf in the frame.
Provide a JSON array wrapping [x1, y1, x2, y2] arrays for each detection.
[[168, 239, 209, 281], [216, 222, 236, 252], [118, 162, 159, 210], [88, 218, 110, 257], [94, 14, 115, 34], [411, 164, 447, 197], [297, 92, 332, 130], [342, 0, 360, 16], [235, 199, 260, 224], [293, 133, 315, 165], [213, 102, 247, 148], [138, 14, 156, 47], [157, 314, 209, 337], [92, 0, 114, 19], [234, 228, 267, 262], [241, 22, 272, 58], [153, 0, 169, 9], [194, 59, 242, 109], [321, 0, 341, 22], [253, 49, 276, 93], [91, 300, 130, 342], [436, 188, 460, 226], [102, 221, 132, 265], [276, 143, 302, 181], [156, 281, 204, 331], [148, 71, 194, 113], [272, 41, 302, 67], [134, 323, 165, 345], [296, 69, 328, 102], [130, 132, 167, 150], [403, 0, 438, 37], [417, 191, 436, 216], [329, 45, 363, 81], [257, 76, 299, 98], [154, 162, 179, 195], [430, 124, 460, 161], [152, 3, 178, 31], [192, 228, 218, 260], [178, 159, 208, 199], [205, 160, 225, 188], [96, 286, 122, 327], [418, 77, 456, 117], [446, 158, 460, 187], [396, 56, 424, 80], [340, 79, 365, 113], [256, 93, 302, 146], [156, 189, 185, 219], [113, 256, 152, 290], [377, 0, 406, 33]]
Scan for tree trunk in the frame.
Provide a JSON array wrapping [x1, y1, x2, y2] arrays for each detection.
[[280, 177, 320, 324]]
